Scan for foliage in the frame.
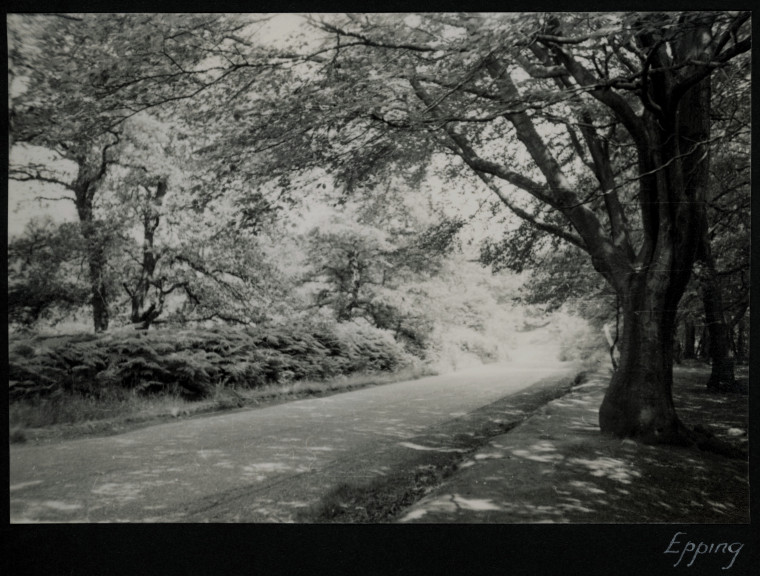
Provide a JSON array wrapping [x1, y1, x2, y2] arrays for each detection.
[[299, 192, 466, 353], [331, 318, 410, 372], [9, 15, 288, 331], [8, 218, 93, 326], [702, 66, 751, 357], [8, 323, 413, 401], [402, 257, 524, 369], [555, 314, 610, 363]]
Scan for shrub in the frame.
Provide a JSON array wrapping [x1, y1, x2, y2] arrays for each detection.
[[332, 319, 411, 372], [8, 320, 413, 402]]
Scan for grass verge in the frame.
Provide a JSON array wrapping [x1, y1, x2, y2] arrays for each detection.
[[9, 364, 437, 445], [300, 371, 588, 523], [305, 457, 462, 523]]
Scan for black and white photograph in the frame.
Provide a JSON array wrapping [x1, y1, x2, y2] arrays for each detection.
[[6, 9, 752, 569]]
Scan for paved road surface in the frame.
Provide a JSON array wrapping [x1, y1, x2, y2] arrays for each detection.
[[10, 346, 574, 522]]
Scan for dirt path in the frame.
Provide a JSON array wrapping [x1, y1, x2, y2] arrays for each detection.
[[10, 351, 576, 522]]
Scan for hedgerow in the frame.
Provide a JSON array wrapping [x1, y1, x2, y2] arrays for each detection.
[[9, 321, 411, 401]]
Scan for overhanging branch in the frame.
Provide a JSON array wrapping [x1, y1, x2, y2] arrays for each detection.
[[477, 173, 587, 251]]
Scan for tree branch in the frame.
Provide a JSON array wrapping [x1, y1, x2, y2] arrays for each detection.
[[9, 167, 73, 190], [543, 42, 648, 147], [313, 20, 443, 53], [671, 37, 751, 107], [410, 77, 588, 253], [476, 173, 587, 251], [710, 11, 752, 59]]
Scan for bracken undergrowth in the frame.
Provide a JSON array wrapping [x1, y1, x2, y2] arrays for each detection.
[[9, 322, 412, 403]]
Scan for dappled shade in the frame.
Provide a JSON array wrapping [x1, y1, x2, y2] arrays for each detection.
[[401, 370, 749, 523]]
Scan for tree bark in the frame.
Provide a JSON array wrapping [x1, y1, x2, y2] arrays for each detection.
[[735, 317, 746, 364], [683, 317, 696, 359], [76, 191, 110, 333], [700, 262, 737, 391], [598, 271, 691, 444], [82, 222, 110, 332], [127, 178, 168, 330], [71, 136, 118, 332]]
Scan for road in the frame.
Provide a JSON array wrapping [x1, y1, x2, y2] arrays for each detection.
[[10, 346, 574, 523]]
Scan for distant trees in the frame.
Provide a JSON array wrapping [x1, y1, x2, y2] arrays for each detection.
[[116, 174, 171, 329], [306, 220, 391, 322], [301, 195, 465, 353]]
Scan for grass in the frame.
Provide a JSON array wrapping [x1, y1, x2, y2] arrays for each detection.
[[672, 360, 749, 454], [300, 365, 750, 524], [305, 461, 460, 523], [8, 364, 438, 444], [301, 372, 585, 523]]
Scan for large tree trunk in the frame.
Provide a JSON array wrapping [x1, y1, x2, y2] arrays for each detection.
[[598, 18, 713, 442], [599, 275, 690, 444]]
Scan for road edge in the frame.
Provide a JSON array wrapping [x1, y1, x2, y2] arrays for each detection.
[[300, 368, 588, 523]]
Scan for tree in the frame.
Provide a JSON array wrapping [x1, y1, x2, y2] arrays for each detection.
[[8, 13, 259, 330], [102, 118, 289, 329], [117, 174, 171, 328], [698, 59, 751, 382], [305, 219, 390, 322], [8, 218, 91, 327], [10, 135, 120, 331], [200, 12, 750, 444], [97, 113, 187, 329], [9, 14, 130, 331], [8, 14, 290, 330], [665, 54, 751, 384], [302, 198, 464, 351]]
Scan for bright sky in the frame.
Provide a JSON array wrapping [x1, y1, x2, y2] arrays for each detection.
[[8, 145, 79, 237], [253, 13, 311, 49]]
